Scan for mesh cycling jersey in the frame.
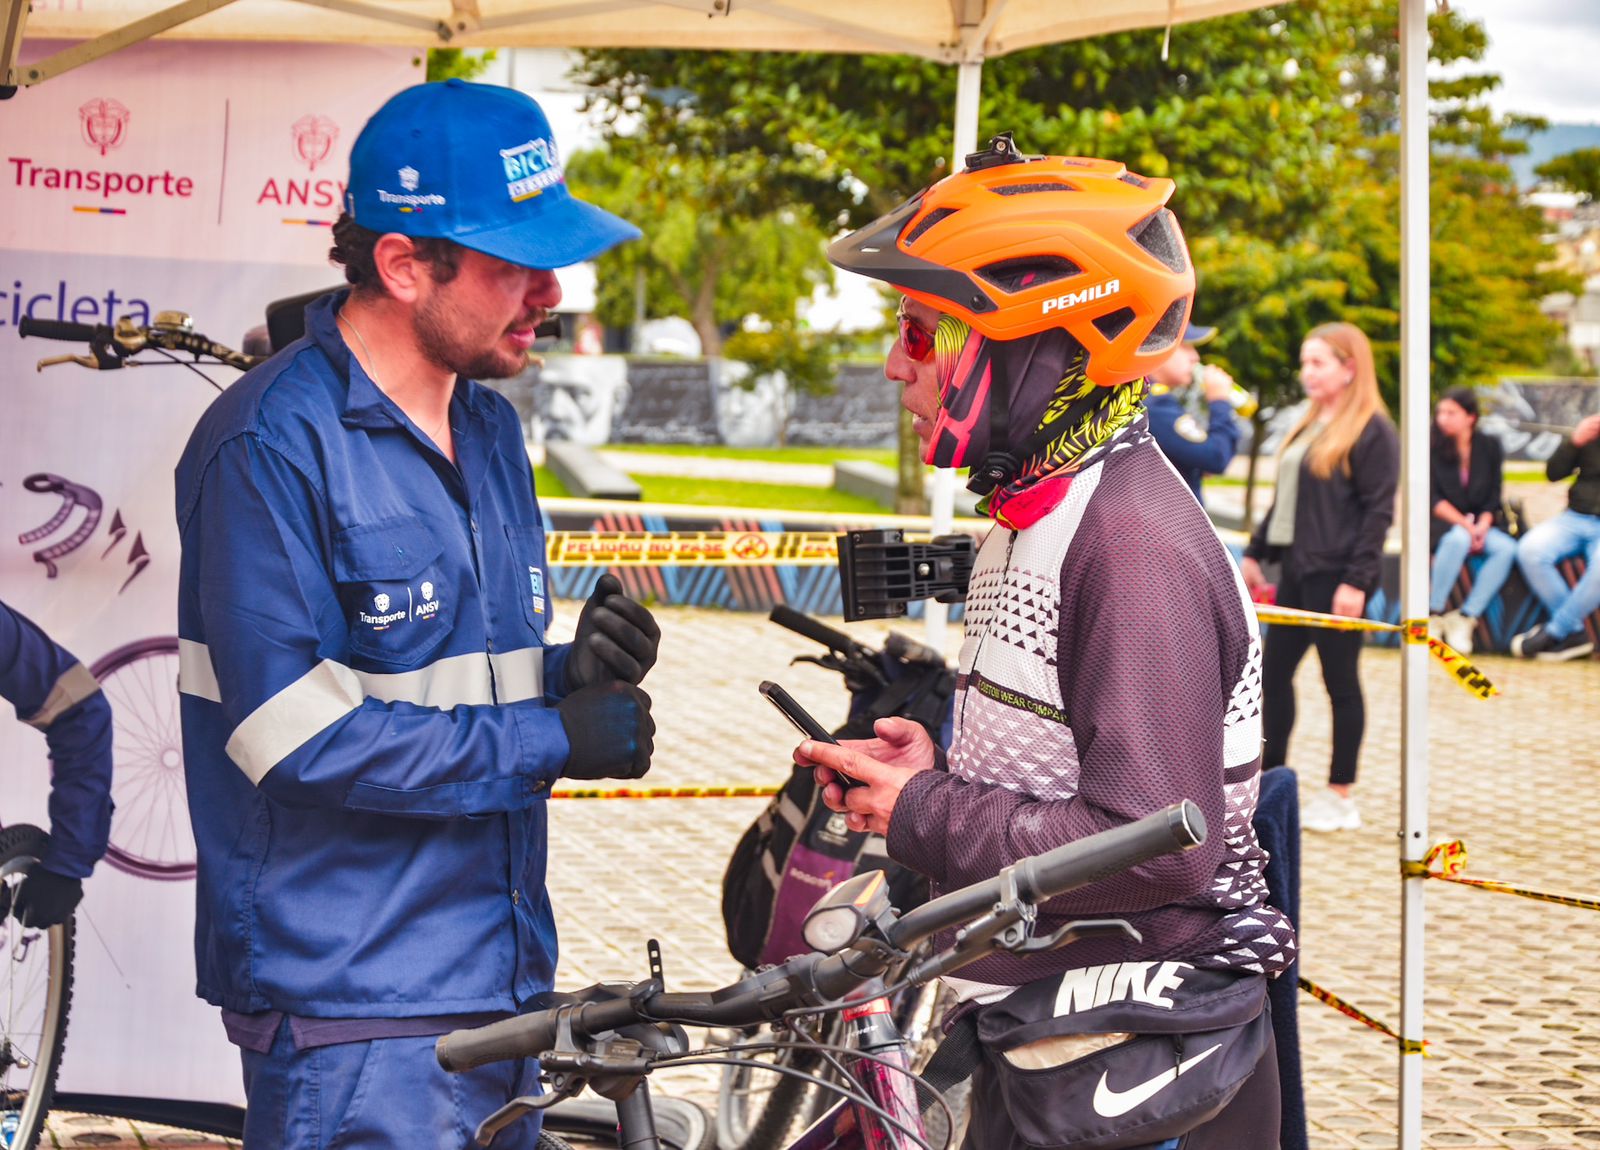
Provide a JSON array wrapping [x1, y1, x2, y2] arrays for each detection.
[[886, 417, 1296, 991]]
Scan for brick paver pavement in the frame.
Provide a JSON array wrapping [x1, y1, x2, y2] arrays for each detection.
[[42, 604, 1600, 1148]]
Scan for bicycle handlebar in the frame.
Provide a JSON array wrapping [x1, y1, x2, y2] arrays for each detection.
[[768, 605, 867, 656], [436, 801, 1206, 1074], [18, 317, 104, 342]]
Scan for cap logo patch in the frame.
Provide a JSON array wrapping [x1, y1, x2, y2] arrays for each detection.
[[398, 165, 419, 191], [502, 137, 563, 203]]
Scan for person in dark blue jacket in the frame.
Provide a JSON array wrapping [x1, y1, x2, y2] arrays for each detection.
[[0, 600, 113, 929], [176, 81, 656, 1149], [1146, 322, 1244, 500]]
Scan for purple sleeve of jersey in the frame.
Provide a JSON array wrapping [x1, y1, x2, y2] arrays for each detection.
[[887, 503, 1235, 917]]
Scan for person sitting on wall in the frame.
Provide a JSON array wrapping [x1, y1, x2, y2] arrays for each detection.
[[1427, 388, 1517, 655], [1510, 410, 1600, 661]]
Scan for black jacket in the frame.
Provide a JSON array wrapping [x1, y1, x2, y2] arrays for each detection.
[[1429, 429, 1505, 550], [1549, 432, 1600, 518], [1246, 414, 1399, 594]]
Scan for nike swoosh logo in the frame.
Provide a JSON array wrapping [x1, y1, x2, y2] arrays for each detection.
[[1091, 1042, 1224, 1119]]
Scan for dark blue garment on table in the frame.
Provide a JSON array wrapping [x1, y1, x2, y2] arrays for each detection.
[[1254, 765, 1307, 1150], [175, 289, 579, 1021], [0, 600, 113, 878]]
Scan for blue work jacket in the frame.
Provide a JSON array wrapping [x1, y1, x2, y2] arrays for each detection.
[[0, 600, 113, 878], [175, 291, 576, 1018], [1146, 386, 1241, 501]]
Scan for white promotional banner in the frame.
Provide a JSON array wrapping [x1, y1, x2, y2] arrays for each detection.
[[1, 40, 422, 1107]]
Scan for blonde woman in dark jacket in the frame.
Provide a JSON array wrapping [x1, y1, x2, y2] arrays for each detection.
[[1241, 323, 1399, 833]]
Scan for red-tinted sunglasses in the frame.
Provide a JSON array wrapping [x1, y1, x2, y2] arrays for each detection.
[[896, 301, 936, 362]]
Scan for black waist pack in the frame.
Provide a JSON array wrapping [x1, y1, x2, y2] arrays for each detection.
[[972, 961, 1271, 1150]]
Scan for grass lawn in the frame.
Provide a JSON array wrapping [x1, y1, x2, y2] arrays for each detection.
[[631, 474, 888, 514], [602, 443, 897, 468]]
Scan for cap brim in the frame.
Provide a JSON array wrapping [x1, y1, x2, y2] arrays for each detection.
[[453, 195, 642, 270], [1184, 324, 1217, 346]]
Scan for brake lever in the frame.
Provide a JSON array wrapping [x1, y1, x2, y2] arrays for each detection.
[[1013, 917, 1142, 954], [35, 354, 112, 371], [471, 1076, 584, 1147]]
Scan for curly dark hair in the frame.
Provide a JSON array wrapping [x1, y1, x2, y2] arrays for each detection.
[[329, 213, 462, 295]]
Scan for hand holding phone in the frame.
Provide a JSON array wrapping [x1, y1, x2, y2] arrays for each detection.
[[759, 680, 864, 789]]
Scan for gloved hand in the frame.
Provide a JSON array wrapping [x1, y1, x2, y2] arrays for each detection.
[[557, 680, 655, 781], [0, 863, 83, 929], [565, 574, 661, 690]]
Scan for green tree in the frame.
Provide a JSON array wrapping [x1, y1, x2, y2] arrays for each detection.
[[1536, 148, 1600, 200], [426, 49, 497, 83]]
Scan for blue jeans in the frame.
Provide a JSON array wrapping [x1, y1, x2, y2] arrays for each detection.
[[241, 1022, 541, 1149], [1516, 509, 1600, 639], [1429, 525, 1518, 616]]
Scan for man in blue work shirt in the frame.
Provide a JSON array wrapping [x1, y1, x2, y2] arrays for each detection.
[[1147, 321, 1244, 501], [0, 600, 113, 930], [175, 81, 659, 1149]]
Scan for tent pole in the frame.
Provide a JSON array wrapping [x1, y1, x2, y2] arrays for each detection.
[[925, 44, 982, 650], [1397, 0, 1430, 1146]]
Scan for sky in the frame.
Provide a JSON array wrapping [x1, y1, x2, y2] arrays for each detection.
[[1453, 0, 1600, 125]]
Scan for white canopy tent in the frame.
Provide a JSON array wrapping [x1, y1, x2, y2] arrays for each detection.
[[4, 2, 1438, 1145]]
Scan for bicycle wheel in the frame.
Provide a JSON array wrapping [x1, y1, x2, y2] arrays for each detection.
[[715, 1015, 841, 1150], [0, 825, 75, 1150], [89, 638, 196, 882], [901, 981, 970, 1150], [543, 1096, 713, 1150]]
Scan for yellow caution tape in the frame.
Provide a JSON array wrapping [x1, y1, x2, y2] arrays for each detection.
[[546, 530, 842, 567], [1254, 606, 1499, 700], [550, 785, 783, 800], [1298, 977, 1430, 1055], [1401, 839, 1600, 913]]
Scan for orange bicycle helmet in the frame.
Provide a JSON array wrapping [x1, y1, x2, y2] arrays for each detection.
[[828, 134, 1195, 389]]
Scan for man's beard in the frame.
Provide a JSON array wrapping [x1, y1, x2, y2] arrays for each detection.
[[415, 291, 529, 381]]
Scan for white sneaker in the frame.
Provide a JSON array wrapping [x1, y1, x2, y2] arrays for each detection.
[[1440, 610, 1475, 655], [1302, 789, 1361, 833]]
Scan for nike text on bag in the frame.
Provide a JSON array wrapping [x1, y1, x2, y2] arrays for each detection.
[[973, 963, 1271, 1149]]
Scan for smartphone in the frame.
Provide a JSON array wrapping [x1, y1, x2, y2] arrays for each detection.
[[758, 680, 864, 789]]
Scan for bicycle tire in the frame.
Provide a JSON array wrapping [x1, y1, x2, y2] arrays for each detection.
[[0, 825, 75, 1150], [543, 1096, 712, 1150], [714, 1016, 841, 1150], [88, 637, 196, 882], [536, 1131, 576, 1150]]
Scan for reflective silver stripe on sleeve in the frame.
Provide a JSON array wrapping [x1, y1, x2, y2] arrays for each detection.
[[23, 662, 103, 730], [178, 638, 222, 703], [353, 652, 496, 708], [225, 660, 365, 784], [488, 647, 545, 704]]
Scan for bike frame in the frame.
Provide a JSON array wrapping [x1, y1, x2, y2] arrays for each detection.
[[785, 997, 926, 1150]]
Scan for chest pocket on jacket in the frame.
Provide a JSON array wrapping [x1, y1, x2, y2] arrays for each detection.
[[334, 516, 452, 667], [504, 523, 548, 641]]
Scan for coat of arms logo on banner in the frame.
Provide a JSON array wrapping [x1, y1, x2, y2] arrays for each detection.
[[79, 97, 131, 155], [291, 113, 340, 172]]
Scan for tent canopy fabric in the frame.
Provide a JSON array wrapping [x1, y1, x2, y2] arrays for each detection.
[[8, 0, 1279, 87]]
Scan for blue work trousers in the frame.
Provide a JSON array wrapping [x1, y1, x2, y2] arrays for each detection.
[[241, 1022, 542, 1149]]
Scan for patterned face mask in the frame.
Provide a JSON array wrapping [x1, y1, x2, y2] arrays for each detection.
[[928, 319, 1147, 528]]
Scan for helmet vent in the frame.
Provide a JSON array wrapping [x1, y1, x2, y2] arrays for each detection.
[[903, 207, 957, 246], [976, 255, 1083, 293], [1128, 209, 1188, 274], [1139, 297, 1189, 353], [1119, 173, 1150, 189], [1092, 307, 1137, 341], [991, 181, 1079, 195]]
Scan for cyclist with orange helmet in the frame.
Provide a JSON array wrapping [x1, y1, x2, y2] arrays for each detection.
[[797, 135, 1295, 1148]]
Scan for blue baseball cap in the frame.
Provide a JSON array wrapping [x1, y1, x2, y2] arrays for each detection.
[[1183, 322, 1217, 346], [346, 79, 641, 270]]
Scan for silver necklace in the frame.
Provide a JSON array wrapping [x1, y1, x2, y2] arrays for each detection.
[[339, 310, 449, 445]]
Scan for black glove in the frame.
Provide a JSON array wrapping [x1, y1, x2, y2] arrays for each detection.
[[565, 574, 661, 690], [557, 680, 655, 781], [0, 863, 83, 930]]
